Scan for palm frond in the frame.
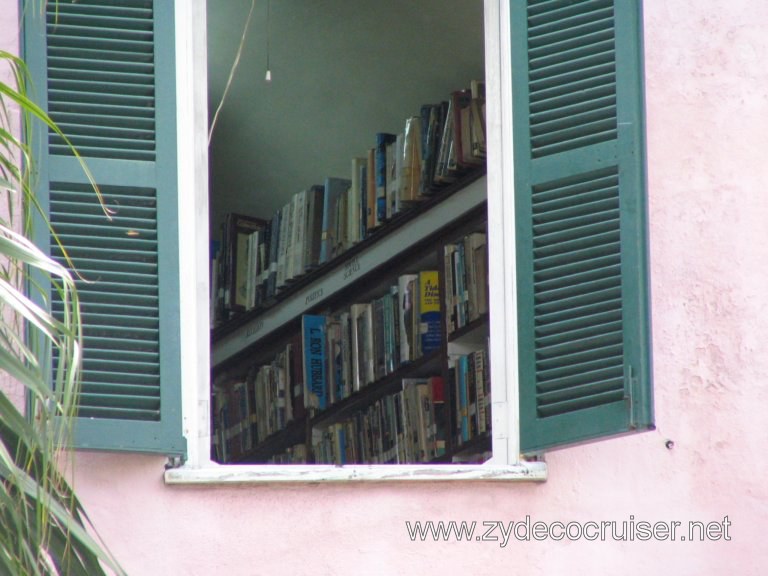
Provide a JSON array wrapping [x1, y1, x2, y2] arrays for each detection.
[[0, 34, 125, 576]]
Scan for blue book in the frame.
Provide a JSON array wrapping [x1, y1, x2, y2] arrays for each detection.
[[302, 314, 328, 410], [375, 133, 396, 224], [319, 177, 351, 265]]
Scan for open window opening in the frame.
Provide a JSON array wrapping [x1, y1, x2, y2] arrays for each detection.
[[206, 1, 494, 466]]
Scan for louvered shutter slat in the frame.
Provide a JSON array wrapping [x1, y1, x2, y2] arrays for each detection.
[[46, 0, 157, 163], [83, 354, 159, 367], [527, 1, 618, 160], [514, 0, 652, 452]]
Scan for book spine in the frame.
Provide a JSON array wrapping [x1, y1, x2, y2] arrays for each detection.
[[415, 380, 431, 462], [470, 81, 487, 159], [466, 232, 487, 321], [359, 159, 368, 241], [276, 201, 290, 289], [418, 270, 441, 355], [474, 348, 487, 435], [326, 318, 343, 405], [267, 209, 280, 298], [302, 315, 328, 411], [289, 334, 307, 420], [277, 353, 288, 431], [375, 133, 396, 225], [363, 303, 375, 386], [366, 148, 377, 231], [467, 351, 477, 439], [235, 216, 264, 310], [293, 189, 307, 278], [284, 199, 296, 285], [398, 274, 418, 363], [419, 104, 435, 194], [393, 390, 406, 463], [443, 244, 456, 335], [458, 355, 469, 443], [454, 243, 466, 329], [464, 234, 477, 322], [401, 116, 422, 204], [474, 238, 489, 317], [387, 133, 403, 219], [340, 311, 352, 399], [383, 289, 394, 375], [435, 99, 455, 184], [319, 177, 351, 265], [305, 185, 324, 269], [390, 284, 400, 370], [349, 304, 363, 392], [245, 231, 255, 310], [334, 186, 349, 257], [256, 229, 268, 308], [372, 296, 386, 381], [350, 157, 366, 247], [429, 376, 446, 458]]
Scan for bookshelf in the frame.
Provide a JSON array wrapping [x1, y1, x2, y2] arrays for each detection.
[[212, 172, 486, 370], [209, 2, 489, 461], [210, 169, 492, 465]]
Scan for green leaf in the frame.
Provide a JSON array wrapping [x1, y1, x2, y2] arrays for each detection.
[[0, 15, 123, 576]]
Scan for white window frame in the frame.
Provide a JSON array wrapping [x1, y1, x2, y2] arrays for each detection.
[[166, 0, 547, 484]]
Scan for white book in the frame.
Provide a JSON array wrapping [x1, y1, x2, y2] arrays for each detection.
[[397, 274, 418, 363], [284, 197, 296, 282], [393, 132, 404, 216], [276, 201, 291, 289], [292, 189, 306, 278], [349, 303, 366, 392]]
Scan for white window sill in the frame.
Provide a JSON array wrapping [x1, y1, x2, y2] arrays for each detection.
[[164, 461, 547, 485]]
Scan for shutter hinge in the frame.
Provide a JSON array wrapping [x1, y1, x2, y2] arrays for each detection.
[[165, 455, 185, 469], [625, 365, 637, 430]]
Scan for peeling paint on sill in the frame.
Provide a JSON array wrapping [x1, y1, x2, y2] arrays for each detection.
[[164, 462, 548, 485]]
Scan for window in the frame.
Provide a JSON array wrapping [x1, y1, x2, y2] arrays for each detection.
[[24, 0, 652, 480]]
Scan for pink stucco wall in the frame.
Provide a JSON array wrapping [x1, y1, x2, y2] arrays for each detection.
[[4, 1, 768, 574], [1, 0, 25, 411]]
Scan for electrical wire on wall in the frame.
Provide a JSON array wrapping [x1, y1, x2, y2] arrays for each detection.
[[208, 0, 259, 145]]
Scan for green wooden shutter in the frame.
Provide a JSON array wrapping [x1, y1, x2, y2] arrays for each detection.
[[513, 0, 653, 453], [24, 0, 185, 455]]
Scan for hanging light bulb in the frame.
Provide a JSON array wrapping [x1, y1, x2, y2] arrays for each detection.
[[265, 0, 272, 83]]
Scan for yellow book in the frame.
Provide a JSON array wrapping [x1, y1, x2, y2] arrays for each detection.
[[419, 270, 441, 355]]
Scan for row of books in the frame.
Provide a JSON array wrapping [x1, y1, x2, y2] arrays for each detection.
[[266, 444, 308, 465], [298, 271, 442, 421], [211, 81, 486, 326], [450, 345, 491, 447], [212, 270, 442, 462], [294, 270, 442, 418], [210, 213, 266, 324], [216, 372, 448, 465], [212, 379, 252, 463], [312, 377, 446, 465], [445, 231, 489, 335], [213, 333, 306, 463], [212, 333, 489, 465]]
